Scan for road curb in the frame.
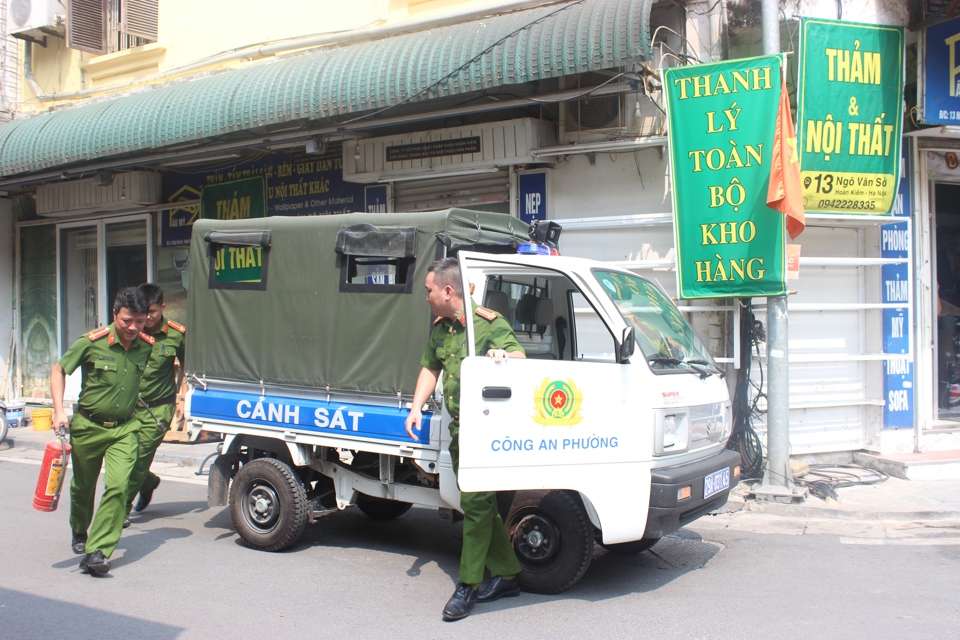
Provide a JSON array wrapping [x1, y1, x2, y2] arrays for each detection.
[[1, 432, 215, 468]]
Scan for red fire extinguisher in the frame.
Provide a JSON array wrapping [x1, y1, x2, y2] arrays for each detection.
[[33, 432, 71, 512]]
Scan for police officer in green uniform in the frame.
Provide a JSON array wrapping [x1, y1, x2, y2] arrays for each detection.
[[406, 257, 525, 622], [51, 287, 151, 576], [124, 283, 186, 524]]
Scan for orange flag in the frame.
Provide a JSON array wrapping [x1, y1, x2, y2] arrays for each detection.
[[767, 78, 805, 239]]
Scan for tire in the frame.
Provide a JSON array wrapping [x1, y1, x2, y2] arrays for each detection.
[[501, 490, 593, 594], [0, 411, 8, 445], [356, 495, 413, 520], [603, 538, 660, 555], [229, 458, 308, 552]]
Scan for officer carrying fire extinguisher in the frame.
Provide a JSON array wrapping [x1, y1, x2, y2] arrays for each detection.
[[49, 287, 152, 576]]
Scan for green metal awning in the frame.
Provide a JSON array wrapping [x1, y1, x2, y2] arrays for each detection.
[[0, 0, 652, 178]]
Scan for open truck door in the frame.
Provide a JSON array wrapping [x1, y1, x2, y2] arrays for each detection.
[[456, 251, 656, 550]]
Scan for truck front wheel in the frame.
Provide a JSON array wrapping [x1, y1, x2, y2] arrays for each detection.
[[229, 458, 308, 552], [500, 490, 593, 594]]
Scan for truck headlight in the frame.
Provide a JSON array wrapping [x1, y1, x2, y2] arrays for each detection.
[[655, 412, 689, 454]]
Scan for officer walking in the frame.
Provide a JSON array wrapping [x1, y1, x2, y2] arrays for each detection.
[[124, 283, 186, 525], [405, 258, 525, 622], [51, 287, 152, 575]]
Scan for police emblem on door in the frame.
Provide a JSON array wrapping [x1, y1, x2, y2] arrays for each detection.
[[532, 378, 583, 426]]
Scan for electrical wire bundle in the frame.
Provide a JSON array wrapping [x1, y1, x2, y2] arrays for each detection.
[[729, 300, 766, 478], [793, 464, 889, 501]]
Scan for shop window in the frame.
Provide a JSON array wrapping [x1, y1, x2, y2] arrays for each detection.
[[67, 0, 157, 55]]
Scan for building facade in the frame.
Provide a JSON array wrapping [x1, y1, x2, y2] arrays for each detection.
[[1, 0, 954, 458]]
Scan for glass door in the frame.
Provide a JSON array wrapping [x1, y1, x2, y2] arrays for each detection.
[[58, 215, 153, 353]]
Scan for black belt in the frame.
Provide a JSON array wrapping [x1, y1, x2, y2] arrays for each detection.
[[141, 393, 178, 407], [76, 406, 135, 428]]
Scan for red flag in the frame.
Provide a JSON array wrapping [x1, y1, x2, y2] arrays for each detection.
[[767, 78, 805, 239]]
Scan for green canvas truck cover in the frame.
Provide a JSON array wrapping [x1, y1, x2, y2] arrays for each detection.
[[187, 209, 529, 396]]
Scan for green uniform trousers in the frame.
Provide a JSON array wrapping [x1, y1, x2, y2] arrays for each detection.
[[125, 403, 173, 516], [68, 414, 141, 557], [449, 422, 522, 585]]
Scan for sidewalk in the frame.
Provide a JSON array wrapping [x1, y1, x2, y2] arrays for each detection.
[[0, 422, 220, 469], [726, 474, 960, 523]]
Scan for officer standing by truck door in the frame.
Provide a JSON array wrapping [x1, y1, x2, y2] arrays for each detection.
[[123, 283, 187, 526], [406, 258, 525, 622], [50, 287, 151, 575]]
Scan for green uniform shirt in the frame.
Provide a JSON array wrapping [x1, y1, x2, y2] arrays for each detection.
[[59, 324, 152, 423], [420, 303, 523, 421], [139, 319, 186, 402]]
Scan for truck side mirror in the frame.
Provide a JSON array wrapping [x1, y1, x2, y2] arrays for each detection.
[[618, 326, 635, 363]]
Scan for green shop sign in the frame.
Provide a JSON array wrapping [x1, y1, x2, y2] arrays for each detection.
[[797, 18, 903, 214], [664, 55, 786, 299], [201, 177, 267, 285]]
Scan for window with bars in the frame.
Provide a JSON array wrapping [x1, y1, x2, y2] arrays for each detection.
[[66, 0, 157, 55]]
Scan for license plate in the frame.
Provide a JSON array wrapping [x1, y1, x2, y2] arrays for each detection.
[[703, 467, 730, 499]]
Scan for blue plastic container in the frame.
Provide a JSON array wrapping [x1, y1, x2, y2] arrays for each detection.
[[2, 402, 25, 428]]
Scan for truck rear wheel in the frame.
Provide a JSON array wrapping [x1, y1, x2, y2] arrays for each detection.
[[501, 490, 593, 594], [356, 495, 413, 520], [229, 458, 308, 552]]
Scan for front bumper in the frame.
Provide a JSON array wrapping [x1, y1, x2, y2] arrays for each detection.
[[643, 448, 741, 539]]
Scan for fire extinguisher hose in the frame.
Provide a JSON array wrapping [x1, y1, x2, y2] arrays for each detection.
[[50, 429, 69, 511]]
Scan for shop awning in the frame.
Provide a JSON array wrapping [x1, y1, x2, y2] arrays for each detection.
[[0, 0, 652, 179]]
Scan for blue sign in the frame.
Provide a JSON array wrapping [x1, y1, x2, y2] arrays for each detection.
[[365, 185, 389, 213], [923, 17, 960, 124], [190, 388, 432, 444], [881, 150, 913, 428], [160, 144, 366, 247], [518, 172, 547, 225]]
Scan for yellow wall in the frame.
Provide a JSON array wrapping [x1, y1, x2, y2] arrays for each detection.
[[20, 0, 504, 113]]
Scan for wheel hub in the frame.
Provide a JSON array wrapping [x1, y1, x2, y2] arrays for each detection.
[[513, 513, 559, 563], [245, 483, 279, 529]]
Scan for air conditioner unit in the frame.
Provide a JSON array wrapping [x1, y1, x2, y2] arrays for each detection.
[[36, 171, 162, 217], [561, 72, 664, 144], [7, 0, 62, 37], [562, 72, 633, 144]]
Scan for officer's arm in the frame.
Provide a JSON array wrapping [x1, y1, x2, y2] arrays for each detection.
[[405, 367, 441, 441], [50, 363, 69, 434]]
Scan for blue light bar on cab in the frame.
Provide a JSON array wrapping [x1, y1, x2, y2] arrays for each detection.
[[518, 242, 559, 255]]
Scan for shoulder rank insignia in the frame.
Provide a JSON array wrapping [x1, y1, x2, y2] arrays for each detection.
[[167, 320, 186, 334], [475, 307, 499, 322], [85, 327, 110, 341], [139, 331, 156, 345], [432, 316, 443, 325]]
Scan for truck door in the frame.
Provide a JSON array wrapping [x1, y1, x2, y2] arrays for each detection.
[[455, 252, 654, 542]]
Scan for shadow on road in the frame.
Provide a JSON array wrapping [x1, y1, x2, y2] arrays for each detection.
[[0, 587, 184, 639], [132, 499, 209, 524], [112, 526, 192, 567]]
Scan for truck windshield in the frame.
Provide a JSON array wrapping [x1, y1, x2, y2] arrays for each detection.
[[592, 270, 721, 376]]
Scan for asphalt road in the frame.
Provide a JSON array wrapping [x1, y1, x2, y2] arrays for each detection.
[[2, 454, 959, 640]]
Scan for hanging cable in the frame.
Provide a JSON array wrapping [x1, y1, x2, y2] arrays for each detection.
[[729, 298, 766, 478]]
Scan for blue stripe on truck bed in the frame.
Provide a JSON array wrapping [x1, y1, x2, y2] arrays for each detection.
[[189, 388, 431, 444]]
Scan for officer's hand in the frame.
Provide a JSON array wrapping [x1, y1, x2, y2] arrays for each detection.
[[173, 402, 184, 426], [52, 411, 69, 436], [405, 408, 422, 441], [487, 348, 510, 363]]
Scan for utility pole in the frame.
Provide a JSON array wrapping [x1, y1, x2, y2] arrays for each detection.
[[754, 0, 806, 502]]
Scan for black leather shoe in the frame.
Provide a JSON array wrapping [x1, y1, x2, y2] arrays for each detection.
[[71, 530, 87, 555], [477, 576, 521, 603], [441, 582, 478, 622], [122, 517, 131, 529], [135, 477, 160, 512], [79, 550, 110, 575]]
